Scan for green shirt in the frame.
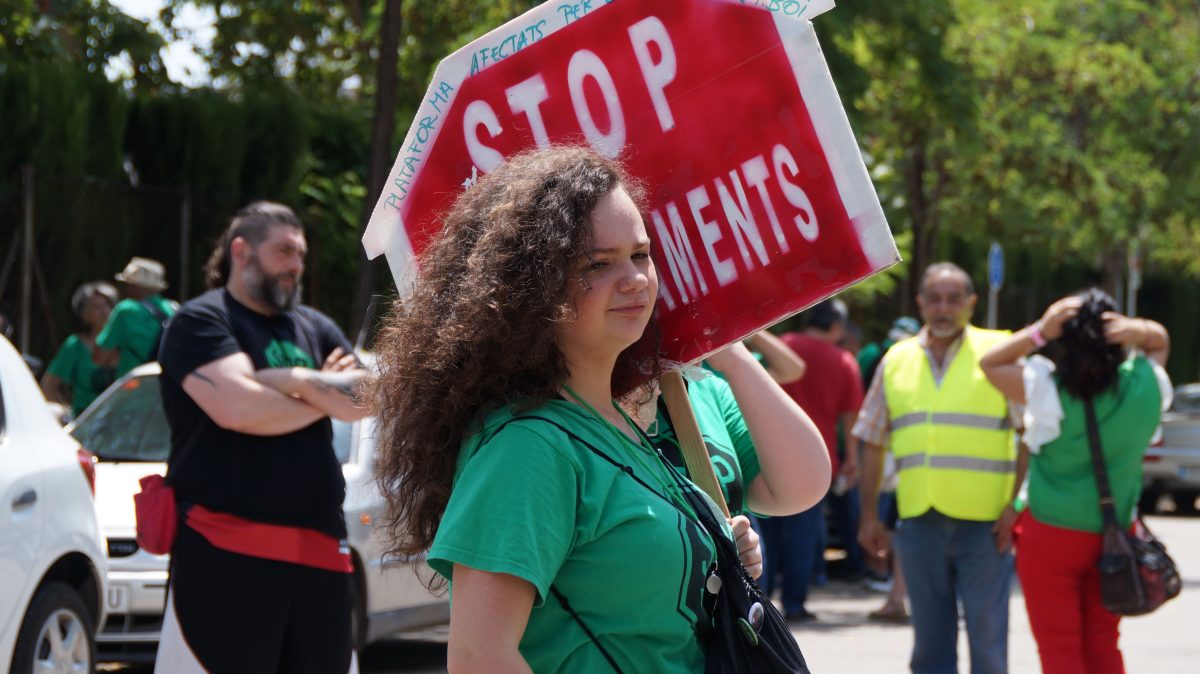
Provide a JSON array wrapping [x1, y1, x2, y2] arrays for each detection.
[[1029, 356, 1162, 533], [428, 400, 720, 674], [651, 374, 762, 516], [45, 334, 116, 416], [96, 295, 176, 377], [856, 339, 894, 391]]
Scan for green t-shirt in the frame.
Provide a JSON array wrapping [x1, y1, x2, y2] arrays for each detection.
[[1029, 355, 1162, 533], [45, 334, 116, 416], [96, 295, 176, 377], [650, 374, 762, 516], [428, 400, 721, 674], [856, 339, 895, 391]]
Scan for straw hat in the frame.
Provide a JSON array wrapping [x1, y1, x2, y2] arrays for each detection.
[[114, 257, 168, 292]]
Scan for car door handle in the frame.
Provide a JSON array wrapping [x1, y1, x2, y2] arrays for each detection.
[[12, 489, 37, 511]]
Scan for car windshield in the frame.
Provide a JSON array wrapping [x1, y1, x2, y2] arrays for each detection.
[[71, 375, 169, 462], [71, 373, 356, 464]]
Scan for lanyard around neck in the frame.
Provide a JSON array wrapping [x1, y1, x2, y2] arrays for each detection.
[[561, 385, 699, 522]]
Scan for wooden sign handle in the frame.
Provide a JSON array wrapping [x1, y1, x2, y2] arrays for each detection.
[[659, 370, 732, 519]]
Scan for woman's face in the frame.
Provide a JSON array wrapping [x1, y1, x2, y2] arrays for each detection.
[[555, 186, 658, 363], [82, 293, 114, 331]]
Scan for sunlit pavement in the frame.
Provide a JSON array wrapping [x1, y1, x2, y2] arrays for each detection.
[[102, 514, 1200, 673], [792, 514, 1200, 673]]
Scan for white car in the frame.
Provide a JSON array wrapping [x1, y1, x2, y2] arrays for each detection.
[[0, 335, 107, 673], [68, 362, 449, 662], [1142, 383, 1200, 513]]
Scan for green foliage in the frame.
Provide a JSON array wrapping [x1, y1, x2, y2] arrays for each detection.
[[1, 0, 166, 85], [0, 59, 127, 189], [820, 0, 1200, 379], [4, 0, 1199, 378]]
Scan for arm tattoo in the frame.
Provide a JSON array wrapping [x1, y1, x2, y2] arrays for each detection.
[[308, 371, 363, 401], [191, 371, 217, 389]]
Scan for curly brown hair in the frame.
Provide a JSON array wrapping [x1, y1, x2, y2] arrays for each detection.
[[371, 146, 650, 570]]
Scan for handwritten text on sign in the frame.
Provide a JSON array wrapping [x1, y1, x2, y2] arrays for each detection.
[[369, 0, 895, 363]]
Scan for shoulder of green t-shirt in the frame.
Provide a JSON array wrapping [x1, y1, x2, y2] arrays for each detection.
[[111, 298, 142, 316], [857, 342, 882, 365], [149, 295, 178, 315], [460, 398, 594, 463], [688, 372, 735, 406], [1120, 353, 1161, 397], [47, 333, 85, 377]]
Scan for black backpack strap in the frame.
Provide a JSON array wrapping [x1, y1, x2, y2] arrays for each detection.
[[488, 415, 658, 673], [139, 299, 168, 323], [137, 299, 170, 361], [548, 585, 624, 673], [493, 415, 676, 509], [1083, 399, 1121, 530]]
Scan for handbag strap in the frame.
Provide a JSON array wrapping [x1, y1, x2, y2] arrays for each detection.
[[548, 586, 624, 674], [1082, 398, 1121, 530], [659, 371, 731, 518]]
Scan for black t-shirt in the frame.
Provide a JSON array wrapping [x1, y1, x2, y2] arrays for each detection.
[[159, 288, 354, 538]]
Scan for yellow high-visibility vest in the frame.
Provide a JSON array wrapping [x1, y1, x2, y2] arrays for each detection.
[[883, 325, 1015, 522]]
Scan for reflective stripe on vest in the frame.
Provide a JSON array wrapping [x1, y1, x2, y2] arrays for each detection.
[[894, 453, 1016, 474], [891, 412, 1012, 432], [883, 326, 1016, 522]]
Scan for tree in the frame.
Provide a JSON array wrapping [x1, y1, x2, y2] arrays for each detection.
[[941, 0, 1200, 296], [819, 0, 979, 312]]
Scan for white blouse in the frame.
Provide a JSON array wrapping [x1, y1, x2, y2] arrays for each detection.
[[1021, 353, 1173, 454]]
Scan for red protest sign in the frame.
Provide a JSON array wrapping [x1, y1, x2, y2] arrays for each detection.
[[363, 0, 898, 365]]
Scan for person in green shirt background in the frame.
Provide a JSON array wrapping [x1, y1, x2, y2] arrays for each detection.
[[979, 288, 1171, 674], [96, 256, 178, 377], [856, 316, 920, 391], [41, 281, 119, 418]]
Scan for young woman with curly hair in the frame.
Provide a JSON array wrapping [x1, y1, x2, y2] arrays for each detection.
[[371, 146, 827, 673], [980, 288, 1171, 674]]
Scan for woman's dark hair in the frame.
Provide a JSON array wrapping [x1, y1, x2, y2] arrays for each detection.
[[806, 298, 848, 331], [1050, 287, 1123, 400], [370, 146, 647, 576], [204, 201, 303, 289]]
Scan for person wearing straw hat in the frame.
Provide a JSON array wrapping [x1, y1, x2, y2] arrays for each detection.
[[96, 256, 178, 377]]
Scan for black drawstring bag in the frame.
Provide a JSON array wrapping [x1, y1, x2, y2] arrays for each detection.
[[510, 414, 811, 673], [667, 461, 812, 673]]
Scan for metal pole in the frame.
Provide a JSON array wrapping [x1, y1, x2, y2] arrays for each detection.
[[180, 185, 191, 299], [1126, 241, 1141, 317], [20, 164, 33, 353], [987, 287, 998, 329]]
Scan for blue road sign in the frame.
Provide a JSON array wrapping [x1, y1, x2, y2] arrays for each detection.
[[988, 243, 1004, 291]]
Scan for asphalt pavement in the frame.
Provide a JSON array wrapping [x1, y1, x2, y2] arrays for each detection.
[[104, 513, 1200, 673]]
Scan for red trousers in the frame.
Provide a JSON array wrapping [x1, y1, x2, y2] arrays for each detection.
[[1015, 513, 1124, 674]]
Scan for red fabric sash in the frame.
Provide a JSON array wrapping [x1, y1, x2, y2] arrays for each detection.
[[134, 475, 177, 555], [186, 505, 353, 574]]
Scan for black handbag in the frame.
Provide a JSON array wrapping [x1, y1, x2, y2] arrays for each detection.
[[1083, 400, 1182, 616]]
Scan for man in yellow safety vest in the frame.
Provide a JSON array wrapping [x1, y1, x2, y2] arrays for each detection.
[[855, 262, 1025, 674]]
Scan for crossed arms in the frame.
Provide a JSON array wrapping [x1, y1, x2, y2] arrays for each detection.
[[182, 346, 370, 436]]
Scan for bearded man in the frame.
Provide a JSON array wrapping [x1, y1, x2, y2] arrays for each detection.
[[152, 201, 369, 673]]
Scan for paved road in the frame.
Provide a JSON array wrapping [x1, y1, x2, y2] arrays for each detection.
[[104, 514, 1200, 673], [790, 513, 1200, 673]]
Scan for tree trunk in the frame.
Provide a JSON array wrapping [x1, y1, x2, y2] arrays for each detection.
[[1099, 244, 1125, 310], [902, 141, 929, 315], [351, 0, 404, 345]]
